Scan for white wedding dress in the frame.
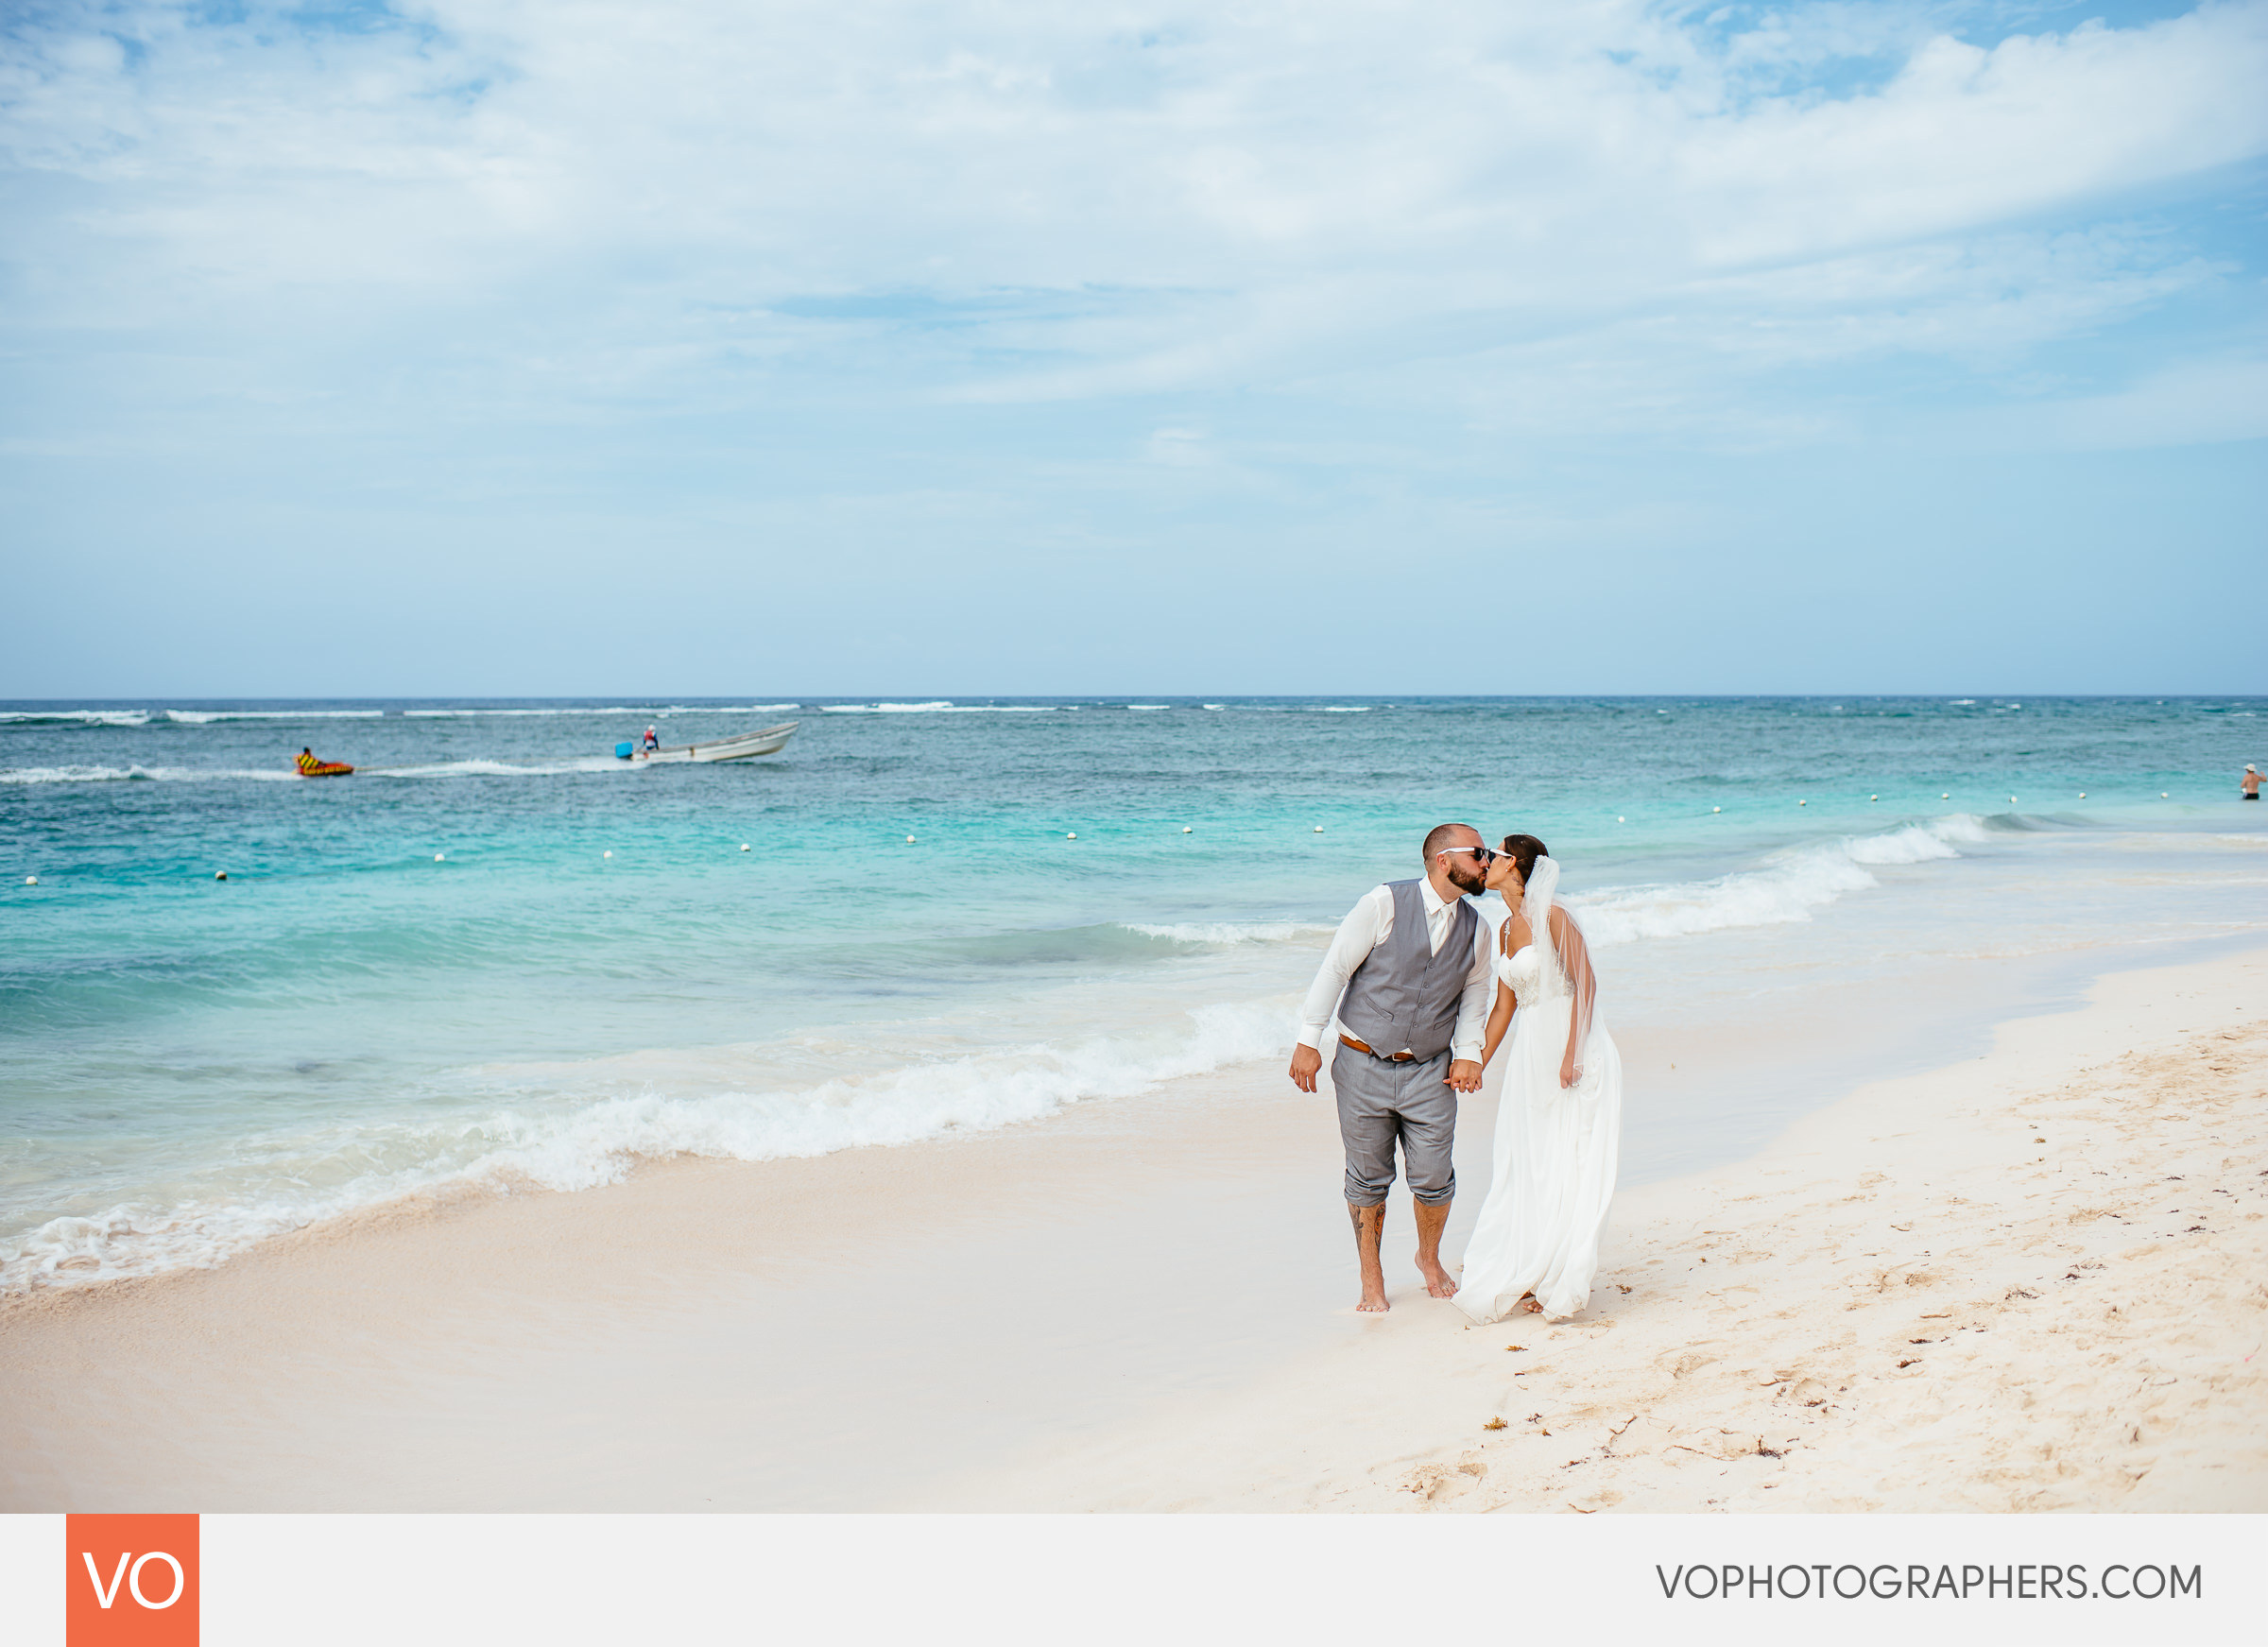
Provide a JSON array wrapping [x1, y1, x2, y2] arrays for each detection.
[[1452, 858, 1623, 1324]]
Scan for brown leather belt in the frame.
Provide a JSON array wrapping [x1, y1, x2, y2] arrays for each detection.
[[1341, 1033, 1417, 1062]]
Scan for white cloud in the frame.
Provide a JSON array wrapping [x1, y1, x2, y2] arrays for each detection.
[[0, 0, 2262, 441], [1672, 10, 2268, 265]]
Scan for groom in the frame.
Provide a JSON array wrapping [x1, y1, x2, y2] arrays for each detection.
[[1288, 822, 1494, 1312]]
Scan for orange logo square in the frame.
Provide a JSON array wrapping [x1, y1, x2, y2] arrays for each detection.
[[65, 1515, 198, 1647]]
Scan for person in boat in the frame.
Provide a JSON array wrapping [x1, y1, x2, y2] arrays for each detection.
[[642, 726, 660, 753], [296, 746, 322, 775]]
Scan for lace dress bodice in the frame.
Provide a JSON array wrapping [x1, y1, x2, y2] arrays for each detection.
[[1495, 943, 1566, 1003]]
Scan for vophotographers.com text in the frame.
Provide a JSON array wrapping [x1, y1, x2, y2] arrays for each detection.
[[1657, 1563, 2202, 1602]]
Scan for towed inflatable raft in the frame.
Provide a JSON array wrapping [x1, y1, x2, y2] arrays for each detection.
[[295, 751, 354, 777]]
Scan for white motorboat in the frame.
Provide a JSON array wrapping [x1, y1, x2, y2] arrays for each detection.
[[616, 720, 799, 764]]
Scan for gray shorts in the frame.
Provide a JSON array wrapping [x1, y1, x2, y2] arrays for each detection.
[[1332, 1043, 1458, 1207]]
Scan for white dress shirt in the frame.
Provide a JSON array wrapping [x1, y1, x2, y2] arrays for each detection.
[[1297, 878, 1494, 1063]]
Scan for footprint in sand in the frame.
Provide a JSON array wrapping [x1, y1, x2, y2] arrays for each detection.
[[1403, 1460, 1487, 1502]]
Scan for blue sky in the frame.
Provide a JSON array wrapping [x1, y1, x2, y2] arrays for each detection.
[[2, 0, 2262, 695]]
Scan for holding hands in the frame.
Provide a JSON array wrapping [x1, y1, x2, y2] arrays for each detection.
[[1284, 1045, 1481, 1093]]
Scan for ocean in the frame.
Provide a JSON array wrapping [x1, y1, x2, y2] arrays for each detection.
[[4, 695, 2263, 1294]]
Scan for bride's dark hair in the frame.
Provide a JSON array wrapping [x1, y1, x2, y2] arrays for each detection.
[[1499, 833, 1548, 884]]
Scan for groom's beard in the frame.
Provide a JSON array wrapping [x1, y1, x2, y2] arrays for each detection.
[[1446, 866, 1486, 895]]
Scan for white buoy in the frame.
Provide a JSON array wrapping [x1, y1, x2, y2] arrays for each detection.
[[24, 876, 36, 885], [1182, 827, 1193, 833], [1870, 795, 1878, 801], [603, 850, 613, 858], [906, 835, 917, 844], [1066, 832, 1076, 840], [1314, 825, 1324, 832], [2078, 793, 2086, 799], [434, 853, 445, 863], [2161, 792, 2169, 798], [1942, 793, 1950, 799], [1711, 806, 1721, 814], [1617, 816, 1625, 823], [215, 870, 227, 881], [1797, 799, 1807, 807], [2010, 796, 2017, 804], [740, 844, 750, 851]]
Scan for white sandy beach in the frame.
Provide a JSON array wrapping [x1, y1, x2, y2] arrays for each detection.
[[3, 948, 2262, 1514]]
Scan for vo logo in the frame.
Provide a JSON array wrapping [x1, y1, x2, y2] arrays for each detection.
[[66, 1515, 198, 1646]]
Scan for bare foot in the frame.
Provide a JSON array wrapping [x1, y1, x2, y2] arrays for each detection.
[[1349, 1203, 1389, 1314], [1518, 1294, 1544, 1314], [1418, 1259, 1458, 1299]]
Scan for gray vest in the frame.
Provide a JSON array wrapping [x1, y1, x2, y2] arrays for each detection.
[[1335, 879, 1479, 1061]]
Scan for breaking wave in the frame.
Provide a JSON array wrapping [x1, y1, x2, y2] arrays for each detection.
[[1118, 919, 1336, 945], [3, 704, 796, 726], [1572, 815, 1998, 945], [820, 701, 1064, 713], [161, 709, 385, 724], [399, 705, 798, 718], [0, 1000, 1295, 1295], [0, 710, 154, 728]]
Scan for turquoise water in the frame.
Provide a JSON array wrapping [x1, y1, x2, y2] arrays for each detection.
[[4, 695, 2264, 1290]]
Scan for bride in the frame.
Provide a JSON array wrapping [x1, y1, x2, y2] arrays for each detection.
[[1452, 834, 1623, 1323]]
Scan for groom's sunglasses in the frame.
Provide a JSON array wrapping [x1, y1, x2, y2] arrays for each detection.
[[1436, 847, 1498, 864]]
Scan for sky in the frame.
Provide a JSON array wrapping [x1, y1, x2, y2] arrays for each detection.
[[1, 0, 2263, 697]]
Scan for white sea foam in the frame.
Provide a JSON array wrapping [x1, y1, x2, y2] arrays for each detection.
[[1572, 815, 1995, 946], [1843, 815, 1988, 862], [366, 757, 629, 778], [162, 709, 385, 723], [1119, 919, 1336, 945], [1, 704, 797, 726], [0, 709, 152, 727], [1315, 706, 1371, 712], [820, 701, 1061, 713], [400, 704, 798, 718], [1125, 704, 1171, 711], [0, 1001, 1296, 1295], [0, 764, 300, 784]]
